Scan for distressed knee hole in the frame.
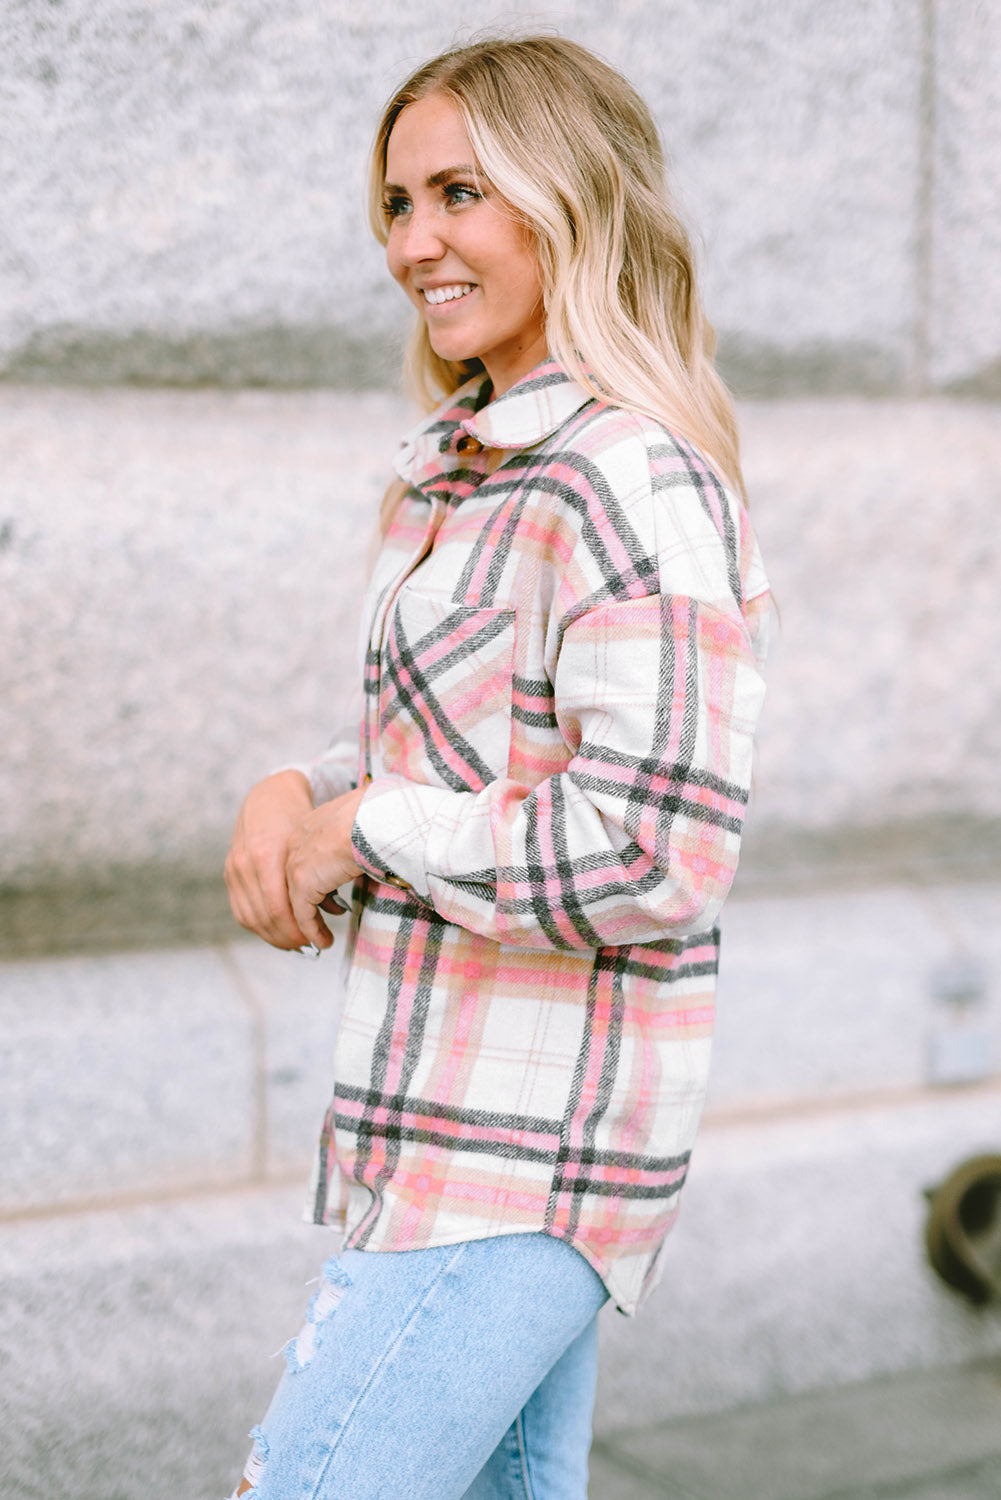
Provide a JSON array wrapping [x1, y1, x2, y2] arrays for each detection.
[[284, 1255, 351, 1372], [228, 1424, 268, 1499]]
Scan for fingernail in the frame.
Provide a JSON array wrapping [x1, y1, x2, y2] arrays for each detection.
[[296, 943, 321, 960]]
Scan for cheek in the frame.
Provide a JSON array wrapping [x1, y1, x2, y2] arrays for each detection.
[[505, 235, 543, 307], [511, 253, 544, 314]]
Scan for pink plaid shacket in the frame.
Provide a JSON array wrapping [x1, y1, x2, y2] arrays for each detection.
[[302, 358, 770, 1313]]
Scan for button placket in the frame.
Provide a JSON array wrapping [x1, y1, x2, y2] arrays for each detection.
[[365, 497, 449, 780]]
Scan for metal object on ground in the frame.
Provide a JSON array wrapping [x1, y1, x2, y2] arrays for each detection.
[[925, 1154, 1001, 1304]]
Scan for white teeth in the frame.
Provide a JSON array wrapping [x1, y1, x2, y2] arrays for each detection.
[[423, 283, 475, 305]]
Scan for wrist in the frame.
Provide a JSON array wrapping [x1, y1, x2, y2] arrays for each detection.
[[339, 785, 367, 874], [273, 767, 314, 805]]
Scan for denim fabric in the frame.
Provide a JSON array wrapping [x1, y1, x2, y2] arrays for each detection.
[[229, 1232, 608, 1500]]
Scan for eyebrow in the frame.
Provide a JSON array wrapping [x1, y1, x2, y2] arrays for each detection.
[[383, 164, 479, 194]]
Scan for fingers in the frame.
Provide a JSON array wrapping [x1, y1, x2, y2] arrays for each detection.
[[224, 771, 320, 950], [284, 833, 340, 951], [283, 792, 364, 948], [286, 864, 335, 951], [224, 774, 361, 953], [225, 845, 312, 950]]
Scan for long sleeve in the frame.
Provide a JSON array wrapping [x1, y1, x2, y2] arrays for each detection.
[[280, 692, 362, 806], [351, 581, 768, 948]]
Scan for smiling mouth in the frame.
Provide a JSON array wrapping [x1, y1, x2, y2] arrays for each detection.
[[422, 283, 476, 305]]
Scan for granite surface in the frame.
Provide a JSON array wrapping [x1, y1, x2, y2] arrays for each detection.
[[593, 1360, 1001, 1500], [3, 1082, 1000, 1495], [929, 2, 1001, 394], [3, 389, 1000, 895], [2, 882, 1000, 1494], [2, 0, 997, 395]]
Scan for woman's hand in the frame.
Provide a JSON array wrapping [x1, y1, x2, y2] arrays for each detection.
[[225, 769, 318, 950], [284, 785, 366, 951]]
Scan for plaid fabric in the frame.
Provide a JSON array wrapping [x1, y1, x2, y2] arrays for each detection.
[[304, 358, 770, 1313]]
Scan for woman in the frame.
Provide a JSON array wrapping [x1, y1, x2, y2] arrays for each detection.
[[224, 34, 769, 1500]]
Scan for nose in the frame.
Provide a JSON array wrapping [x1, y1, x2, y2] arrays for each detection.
[[392, 203, 445, 267]]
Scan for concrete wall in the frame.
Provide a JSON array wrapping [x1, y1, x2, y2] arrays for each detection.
[[2, 0, 999, 396], [3, 0, 999, 905], [3, 4, 1001, 1496]]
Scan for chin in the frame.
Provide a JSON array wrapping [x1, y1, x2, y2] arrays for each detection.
[[428, 336, 479, 365]]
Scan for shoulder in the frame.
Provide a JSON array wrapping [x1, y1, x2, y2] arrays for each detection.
[[540, 401, 661, 487], [531, 402, 764, 615], [538, 401, 727, 516]]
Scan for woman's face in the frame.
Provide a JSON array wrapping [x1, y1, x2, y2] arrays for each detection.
[[383, 92, 547, 397]]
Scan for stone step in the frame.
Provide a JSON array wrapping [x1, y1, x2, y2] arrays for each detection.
[[709, 879, 1001, 1110], [2, 881, 999, 1216], [0, 933, 345, 1216], [597, 1079, 1001, 1432], [3, 1083, 1001, 1500], [0, 1184, 323, 1500]]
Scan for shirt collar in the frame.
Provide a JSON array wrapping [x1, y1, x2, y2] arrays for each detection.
[[394, 357, 595, 488]]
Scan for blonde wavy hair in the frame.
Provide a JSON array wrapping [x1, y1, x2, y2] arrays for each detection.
[[370, 35, 744, 518]]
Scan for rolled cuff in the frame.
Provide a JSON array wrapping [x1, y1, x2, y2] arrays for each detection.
[[350, 774, 465, 900]]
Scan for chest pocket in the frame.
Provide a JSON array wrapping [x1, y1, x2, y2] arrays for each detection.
[[378, 590, 515, 792]]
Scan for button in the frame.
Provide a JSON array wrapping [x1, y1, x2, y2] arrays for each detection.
[[456, 434, 483, 457]]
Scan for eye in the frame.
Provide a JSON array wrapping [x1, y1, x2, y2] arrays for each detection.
[[381, 193, 411, 221], [444, 182, 481, 208]]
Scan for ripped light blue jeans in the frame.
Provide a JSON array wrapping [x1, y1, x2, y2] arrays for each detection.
[[228, 1232, 609, 1500]]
